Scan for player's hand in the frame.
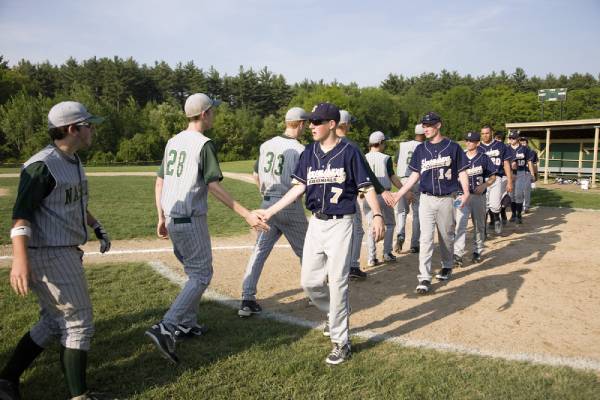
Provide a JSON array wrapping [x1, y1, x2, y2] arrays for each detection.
[[246, 212, 270, 232], [10, 257, 30, 296], [157, 219, 168, 239], [458, 192, 470, 209], [506, 181, 513, 193], [530, 174, 537, 183], [371, 215, 385, 242], [381, 191, 395, 208], [474, 184, 486, 195], [253, 209, 271, 222], [92, 221, 111, 253]]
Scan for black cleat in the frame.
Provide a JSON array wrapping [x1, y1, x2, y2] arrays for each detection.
[[409, 246, 419, 254], [435, 268, 452, 281], [145, 323, 178, 364], [416, 280, 431, 294], [453, 255, 463, 268], [509, 215, 517, 223], [350, 267, 367, 279], [383, 253, 397, 262], [238, 300, 262, 317], [325, 343, 351, 365], [517, 216, 523, 224], [174, 323, 208, 340], [394, 236, 404, 253], [472, 252, 482, 263]]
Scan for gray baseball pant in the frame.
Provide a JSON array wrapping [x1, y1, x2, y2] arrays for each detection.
[[512, 170, 529, 203], [395, 180, 420, 248], [364, 195, 395, 260], [486, 175, 508, 213], [454, 193, 486, 257], [301, 215, 353, 346], [29, 246, 94, 351], [163, 215, 213, 329], [241, 198, 308, 300], [348, 199, 364, 269], [418, 194, 456, 282]]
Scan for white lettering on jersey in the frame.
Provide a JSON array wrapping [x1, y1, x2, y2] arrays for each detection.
[[467, 165, 483, 176], [420, 156, 452, 173], [485, 149, 500, 158], [307, 165, 346, 185]]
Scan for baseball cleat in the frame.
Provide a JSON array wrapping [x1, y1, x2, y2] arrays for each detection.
[[453, 255, 463, 268], [145, 323, 178, 364], [516, 216, 523, 224], [325, 343, 351, 365], [383, 253, 397, 262], [174, 323, 208, 340], [238, 300, 262, 317], [0, 379, 20, 400], [416, 280, 431, 294], [349, 267, 368, 279], [409, 246, 419, 254], [472, 252, 482, 263], [366, 259, 379, 268], [394, 236, 404, 253], [509, 215, 517, 223], [435, 268, 452, 281], [322, 320, 330, 337], [494, 220, 502, 235]]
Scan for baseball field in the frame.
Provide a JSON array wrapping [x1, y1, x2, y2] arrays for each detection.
[[1, 162, 600, 399]]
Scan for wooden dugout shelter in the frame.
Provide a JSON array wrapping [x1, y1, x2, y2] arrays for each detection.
[[505, 119, 600, 188]]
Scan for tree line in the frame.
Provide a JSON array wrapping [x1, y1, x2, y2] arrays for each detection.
[[0, 55, 598, 164]]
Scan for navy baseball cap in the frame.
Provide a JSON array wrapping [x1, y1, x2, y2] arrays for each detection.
[[464, 131, 481, 141], [421, 112, 442, 125], [519, 136, 528, 142], [307, 102, 341, 123], [508, 131, 520, 139]]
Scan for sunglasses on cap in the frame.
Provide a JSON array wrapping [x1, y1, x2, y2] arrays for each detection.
[[310, 119, 331, 126]]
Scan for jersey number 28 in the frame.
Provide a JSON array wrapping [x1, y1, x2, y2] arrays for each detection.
[[166, 150, 186, 177]]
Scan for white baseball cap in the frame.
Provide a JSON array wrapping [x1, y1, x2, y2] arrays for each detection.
[[415, 123, 425, 135], [339, 110, 357, 125], [48, 101, 104, 129], [369, 131, 387, 144], [184, 93, 222, 118], [285, 107, 308, 121]]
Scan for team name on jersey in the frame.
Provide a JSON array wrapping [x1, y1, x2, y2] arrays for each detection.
[[467, 165, 484, 176], [420, 156, 452, 172], [306, 165, 346, 185], [485, 149, 500, 158], [65, 181, 88, 205], [515, 152, 525, 159]]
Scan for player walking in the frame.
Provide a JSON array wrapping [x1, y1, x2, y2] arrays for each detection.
[[508, 132, 536, 224], [238, 107, 309, 317], [256, 102, 384, 365], [479, 126, 514, 234], [147, 93, 268, 364], [364, 131, 403, 265], [392, 112, 470, 294], [0, 101, 112, 400], [453, 131, 497, 266], [394, 124, 424, 253]]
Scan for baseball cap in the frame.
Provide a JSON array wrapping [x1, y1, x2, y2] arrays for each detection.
[[48, 101, 104, 129], [369, 131, 387, 144], [464, 131, 481, 141], [184, 93, 222, 118], [495, 131, 506, 140], [508, 131, 520, 139], [421, 111, 442, 125], [339, 110, 358, 125], [307, 102, 340, 123], [285, 107, 308, 122], [415, 123, 425, 135], [519, 136, 528, 141]]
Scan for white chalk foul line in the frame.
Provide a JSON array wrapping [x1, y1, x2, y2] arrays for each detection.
[[148, 260, 600, 372]]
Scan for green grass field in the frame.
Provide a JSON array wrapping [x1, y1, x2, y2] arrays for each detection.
[[0, 264, 597, 400], [0, 177, 262, 245]]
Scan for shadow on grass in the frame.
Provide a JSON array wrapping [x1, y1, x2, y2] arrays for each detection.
[[531, 187, 574, 208]]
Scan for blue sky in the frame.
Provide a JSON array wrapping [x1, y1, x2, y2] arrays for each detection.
[[1, 0, 598, 86]]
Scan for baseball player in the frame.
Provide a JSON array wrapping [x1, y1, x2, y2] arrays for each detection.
[[479, 126, 514, 234], [519, 136, 538, 212], [336, 110, 393, 277], [256, 102, 384, 365], [147, 93, 268, 364], [453, 131, 497, 266], [238, 107, 309, 317], [0, 101, 111, 400], [394, 124, 424, 254], [364, 131, 403, 265], [508, 132, 536, 224], [392, 112, 470, 294]]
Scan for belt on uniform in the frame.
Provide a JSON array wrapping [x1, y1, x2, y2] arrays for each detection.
[[422, 192, 453, 197], [313, 212, 346, 220], [173, 217, 191, 224]]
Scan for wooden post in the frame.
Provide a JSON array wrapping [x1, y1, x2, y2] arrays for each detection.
[[593, 126, 599, 189], [544, 128, 551, 184], [578, 141, 583, 177]]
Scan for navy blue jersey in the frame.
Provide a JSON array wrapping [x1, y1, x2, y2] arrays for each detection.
[[292, 138, 372, 214], [409, 138, 469, 195], [528, 148, 539, 164], [464, 151, 497, 194], [511, 145, 533, 171], [478, 140, 514, 177]]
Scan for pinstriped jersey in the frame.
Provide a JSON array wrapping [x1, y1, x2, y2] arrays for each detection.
[[397, 140, 420, 177], [365, 151, 392, 190], [160, 130, 212, 217], [257, 135, 305, 197], [22, 145, 89, 247]]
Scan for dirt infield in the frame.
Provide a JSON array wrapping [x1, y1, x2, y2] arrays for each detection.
[[3, 207, 598, 368]]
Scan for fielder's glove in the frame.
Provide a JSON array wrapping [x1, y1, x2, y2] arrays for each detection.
[[92, 221, 111, 253]]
